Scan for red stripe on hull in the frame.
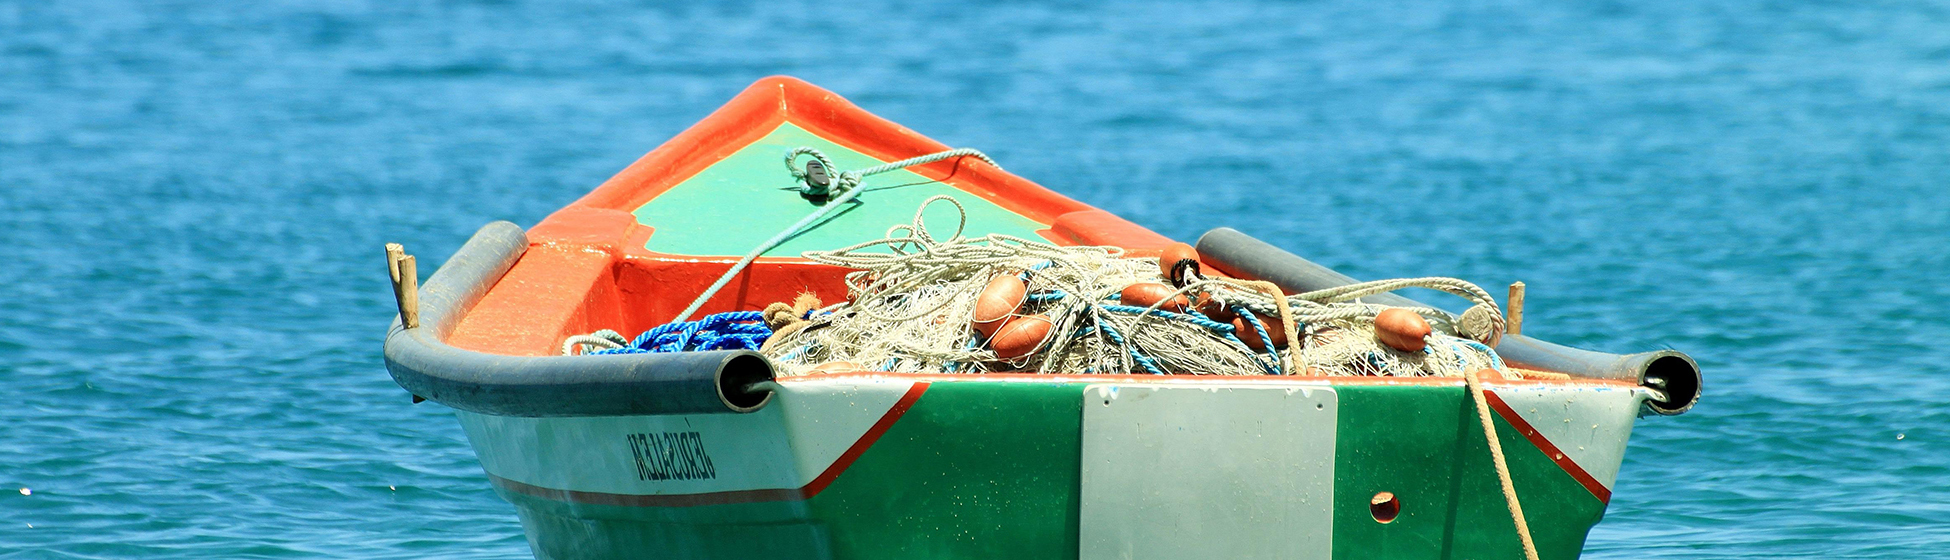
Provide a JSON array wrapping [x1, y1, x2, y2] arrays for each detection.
[[1484, 390, 1613, 503]]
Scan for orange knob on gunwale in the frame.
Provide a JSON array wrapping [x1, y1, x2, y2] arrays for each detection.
[[1375, 308, 1432, 353], [1119, 282, 1190, 313], [972, 273, 1027, 337], [990, 314, 1053, 360]]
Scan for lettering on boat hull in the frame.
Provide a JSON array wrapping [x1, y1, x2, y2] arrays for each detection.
[[627, 432, 718, 481], [453, 379, 918, 498]]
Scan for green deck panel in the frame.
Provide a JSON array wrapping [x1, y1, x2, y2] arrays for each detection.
[[633, 123, 1051, 257]]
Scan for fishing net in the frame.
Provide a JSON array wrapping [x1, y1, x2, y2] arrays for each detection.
[[761, 195, 1518, 378]]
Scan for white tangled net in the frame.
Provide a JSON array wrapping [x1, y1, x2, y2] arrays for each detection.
[[763, 196, 1518, 378]]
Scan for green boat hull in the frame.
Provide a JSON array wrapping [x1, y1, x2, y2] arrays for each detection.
[[456, 376, 1642, 560]]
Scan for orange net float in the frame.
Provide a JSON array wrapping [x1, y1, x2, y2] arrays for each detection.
[[1374, 308, 1433, 353], [1158, 242, 1201, 287], [1118, 282, 1190, 313], [989, 314, 1053, 360], [1232, 311, 1289, 352], [971, 272, 1027, 337]]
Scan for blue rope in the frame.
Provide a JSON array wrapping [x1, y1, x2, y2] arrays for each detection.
[[1091, 321, 1166, 375], [1455, 338, 1506, 371], [1180, 308, 1256, 356], [1099, 304, 1294, 374], [1100, 305, 1236, 333], [1232, 306, 1287, 375], [594, 311, 772, 354], [944, 336, 983, 373], [1187, 307, 1279, 375]]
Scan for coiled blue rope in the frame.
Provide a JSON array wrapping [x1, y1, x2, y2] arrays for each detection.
[[1231, 307, 1287, 374], [593, 311, 772, 354], [1098, 303, 1281, 375], [1100, 304, 1235, 332], [1089, 321, 1166, 375]]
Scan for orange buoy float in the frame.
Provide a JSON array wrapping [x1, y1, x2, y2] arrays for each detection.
[[1232, 312, 1288, 351], [989, 314, 1053, 359], [1159, 242, 1200, 284], [1374, 308, 1432, 352], [1119, 282, 1190, 312], [972, 273, 1027, 337]]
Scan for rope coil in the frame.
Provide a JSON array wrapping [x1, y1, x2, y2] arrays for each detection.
[[669, 147, 1003, 324], [563, 312, 772, 355]]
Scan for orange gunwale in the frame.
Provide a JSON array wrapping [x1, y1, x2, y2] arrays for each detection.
[[443, 76, 1596, 386]]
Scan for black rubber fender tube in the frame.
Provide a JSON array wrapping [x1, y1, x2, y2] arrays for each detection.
[[1194, 227, 1699, 415], [381, 221, 777, 417]]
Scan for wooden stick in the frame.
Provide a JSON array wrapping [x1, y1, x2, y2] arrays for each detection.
[[397, 255, 420, 329], [1507, 281, 1525, 336], [386, 244, 410, 326], [385, 243, 405, 284]]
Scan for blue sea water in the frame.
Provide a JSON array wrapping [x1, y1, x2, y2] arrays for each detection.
[[3, 0, 1947, 557]]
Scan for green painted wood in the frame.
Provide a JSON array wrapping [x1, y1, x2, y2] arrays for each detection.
[[489, 382, 1611, 559], [497, 486, 832, 560], [809, 381, 1086, 559], [632, 124, 1050, 257], [1330, 386, 1605, 560]]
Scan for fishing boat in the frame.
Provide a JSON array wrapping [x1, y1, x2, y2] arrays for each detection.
[[381, 76, 1700, 560]]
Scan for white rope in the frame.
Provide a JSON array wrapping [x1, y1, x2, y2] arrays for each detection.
[[1465, 368, 1542, 560], [668, 147, 1002, 323], [759, 196, 1512, 380], [561, 329, 627, 356]]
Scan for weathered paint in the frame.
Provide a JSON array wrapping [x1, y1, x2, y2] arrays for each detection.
[[631, 123, 1050, 257], [1486, 385, 1642, 497], [456, 377, 1632, 560], [427, 77, 1646, 560], [445, 76, 1171, 357], [1328, 383, 1634, 560], [456, 379, 919, 499]]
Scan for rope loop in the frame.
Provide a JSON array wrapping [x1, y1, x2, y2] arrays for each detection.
[[665, 147, 1005, 325], [785, 147, 840, 197]]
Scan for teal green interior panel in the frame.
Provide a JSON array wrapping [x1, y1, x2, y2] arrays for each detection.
[[633, 123, 1051, 257]]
